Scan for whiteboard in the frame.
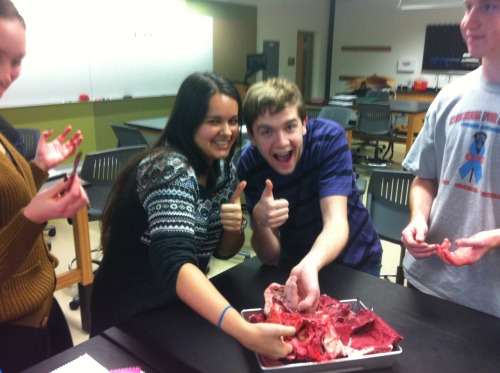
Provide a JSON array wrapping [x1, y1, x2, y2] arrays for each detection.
[[1, 0, 213, 108]]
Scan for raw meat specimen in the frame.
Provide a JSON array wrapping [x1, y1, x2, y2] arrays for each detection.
[[249, 283, 403, 366], [435, 237, 483, 266], [435, 238, 453, 264]]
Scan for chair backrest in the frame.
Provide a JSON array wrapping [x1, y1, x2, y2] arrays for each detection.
[[80, 145, 147, 220], [366, 89, 390, 102], [356, 102, 392, 136], [110, 124, 149, 147], [365, 168, 415, 244], [305, 107, 321, 119], [16, 128, 40, 161], [318, 106, 353, 128]]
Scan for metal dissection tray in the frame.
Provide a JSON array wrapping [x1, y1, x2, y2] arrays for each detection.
[[241, 299, 402, 373]]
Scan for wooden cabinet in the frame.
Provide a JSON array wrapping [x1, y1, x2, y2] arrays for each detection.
[[395, 91, 437, 102]]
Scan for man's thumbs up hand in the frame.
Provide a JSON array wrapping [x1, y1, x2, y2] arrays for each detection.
[[261, 178, 274, 200], [254, 179, 289, 229]]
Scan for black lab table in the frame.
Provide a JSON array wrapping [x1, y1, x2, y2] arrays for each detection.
[[25, 257, 500, 372]]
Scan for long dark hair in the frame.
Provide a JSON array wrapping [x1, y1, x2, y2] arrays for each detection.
[[157, 71, 242, 176], [99, 72, 242, 250]]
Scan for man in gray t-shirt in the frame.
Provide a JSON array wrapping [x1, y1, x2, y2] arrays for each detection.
[[401, 2, 500, 318]]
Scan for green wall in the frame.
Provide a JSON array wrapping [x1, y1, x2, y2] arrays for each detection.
[[0, 102, 97, 160], [91, 96, 175, 149], [0, 95, 175, 162]]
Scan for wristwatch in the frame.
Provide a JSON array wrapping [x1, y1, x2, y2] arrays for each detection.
[[239, 217, 248, 233]]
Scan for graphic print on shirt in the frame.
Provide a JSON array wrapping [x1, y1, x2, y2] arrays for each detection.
[[459, 131, 487, 184]]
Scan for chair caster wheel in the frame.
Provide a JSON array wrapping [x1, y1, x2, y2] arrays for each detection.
[[69, 296, 80, 310]]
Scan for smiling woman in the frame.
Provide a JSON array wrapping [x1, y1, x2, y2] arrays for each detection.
[[0, 9, 24, 99], [89, 71, 297, 361], [194, 93, 240, 163], [0, 2, 92, 371], [1, 0, 213, 108]]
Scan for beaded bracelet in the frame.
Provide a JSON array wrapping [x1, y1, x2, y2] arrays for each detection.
[[218, 305, 233, 329]]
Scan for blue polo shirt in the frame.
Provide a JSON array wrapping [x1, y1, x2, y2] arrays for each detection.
[[237, 117, 382, 271]]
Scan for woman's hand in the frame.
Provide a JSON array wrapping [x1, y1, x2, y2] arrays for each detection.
[[34, 125, 83, 171], [24, 175, 89, 224], [220, 181, 246, 232], [239, 321, 295, 360]]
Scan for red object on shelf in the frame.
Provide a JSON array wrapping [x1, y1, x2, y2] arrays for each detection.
[[413, 80, 428, 92]]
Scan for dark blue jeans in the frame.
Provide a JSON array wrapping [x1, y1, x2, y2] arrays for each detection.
[[0, 299, 72, 373], [363, 263, 382, 277]]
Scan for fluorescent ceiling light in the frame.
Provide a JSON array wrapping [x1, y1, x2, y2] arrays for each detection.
[[397, 0, 462, 10]]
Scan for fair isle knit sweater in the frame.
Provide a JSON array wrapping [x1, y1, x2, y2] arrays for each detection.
[[0, 133, 56, 328], [90, 151, 238, 335]]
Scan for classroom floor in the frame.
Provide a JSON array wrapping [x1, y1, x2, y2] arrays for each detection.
[[48, 141, 407, 347]]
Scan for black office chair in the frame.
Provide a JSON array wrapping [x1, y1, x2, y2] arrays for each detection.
[[355, 177, 367, 197], [365, 169, 415, 285], [317, 106, 366, 195], [318, 105, 353, 128], [110, 124, 149, 148], [16, 127, 40, 161], [69, 145, 148, 310], [354, 102, 395, 166], [80, 145, 148, 221], [318, 105, 355, 149], [305, 107, 322, 119], [17, 128, 57, 239], [366, 88, 391, 102]]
